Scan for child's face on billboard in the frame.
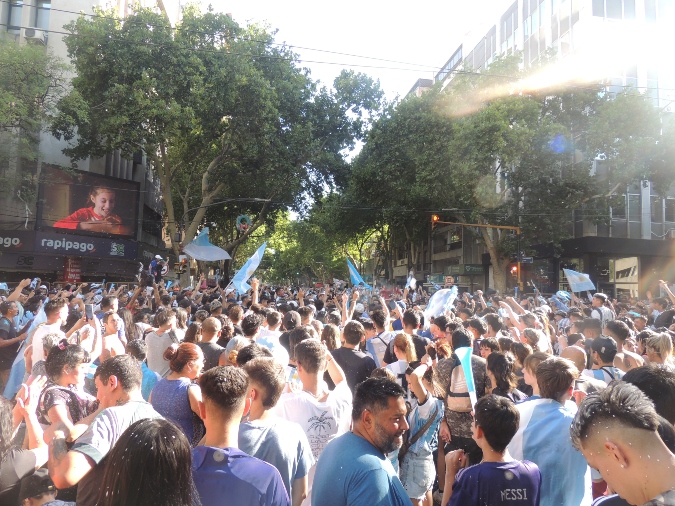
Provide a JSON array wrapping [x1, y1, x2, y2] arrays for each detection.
[[91, 190, 115, 216]]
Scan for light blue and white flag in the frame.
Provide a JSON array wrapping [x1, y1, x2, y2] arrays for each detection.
[[455, 347, 477, 409], [404, 269, 417, 290], [346, 258, 372, 289], [230, 242, 266, 293], [182, 227, 231, 261], [563, 268, 596, 292], [423, 286, 458, 326], [508, 398, 592, 506]]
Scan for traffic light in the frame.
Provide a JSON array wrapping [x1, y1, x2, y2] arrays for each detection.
[[510, 265, 518, 278], [431, 215, 440, 229]]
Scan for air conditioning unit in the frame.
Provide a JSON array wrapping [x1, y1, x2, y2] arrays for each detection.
[[24, 28, 46, 45], [397, 259, 406, 267]]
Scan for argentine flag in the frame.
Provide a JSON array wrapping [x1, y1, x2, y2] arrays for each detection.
[[231, 242, 266, 293], [508, 398, 592, 506], [423, 286, 458, 326], [563, 269, 596, 293], [346, 258, 372, 289]]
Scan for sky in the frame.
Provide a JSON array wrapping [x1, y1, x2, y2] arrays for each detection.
[[209, 0, 509, 99]]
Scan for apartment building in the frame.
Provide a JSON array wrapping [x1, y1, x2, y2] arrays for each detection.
[[402, 0, 675, 297]]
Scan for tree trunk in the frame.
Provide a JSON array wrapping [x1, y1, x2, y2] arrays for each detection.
[[479, 226, 509, 294]]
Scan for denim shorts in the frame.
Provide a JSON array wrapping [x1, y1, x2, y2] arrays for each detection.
[[399, 449, 435, 500]]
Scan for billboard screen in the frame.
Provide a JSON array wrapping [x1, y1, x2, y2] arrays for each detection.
[[37, 166, 139, 238]]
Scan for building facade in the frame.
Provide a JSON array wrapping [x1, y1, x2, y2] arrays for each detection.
[[0, 0, 177, 282], [399, 0, 675, 296]]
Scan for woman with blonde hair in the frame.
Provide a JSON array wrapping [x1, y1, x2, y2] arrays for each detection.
[[385, 333, 418, 402], [646, 333, 674, 368]]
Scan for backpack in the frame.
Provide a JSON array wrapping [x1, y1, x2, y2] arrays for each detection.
[[447, 362, 472, 412]]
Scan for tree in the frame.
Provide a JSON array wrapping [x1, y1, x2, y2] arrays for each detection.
[[341, 54, 671, 292], [50, 7, 383, 265], [0, 35, 67, 206]]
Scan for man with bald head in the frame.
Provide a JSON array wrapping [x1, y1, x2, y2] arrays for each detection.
[[560, 346, 605, 403], [571, 381, 675, 506]]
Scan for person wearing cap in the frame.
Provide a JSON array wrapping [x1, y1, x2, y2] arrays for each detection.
[[17, 468, 72, 506], [148, 255, 165, 284], [582, 335, 625, 385]]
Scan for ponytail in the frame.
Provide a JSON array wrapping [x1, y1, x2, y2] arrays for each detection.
[[393, 333, 417, 363]]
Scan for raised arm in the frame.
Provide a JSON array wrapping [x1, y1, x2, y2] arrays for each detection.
[[6, 278, 31, 302], [659, 280, 675, 307]]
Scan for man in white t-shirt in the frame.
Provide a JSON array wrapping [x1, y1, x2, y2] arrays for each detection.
[[257, 310, 289, 367], [30, 298, 68, 367], [273, 340, 351, 506]]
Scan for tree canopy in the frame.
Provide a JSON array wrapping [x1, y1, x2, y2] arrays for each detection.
[[51, 7, 384, 268], [0, 34, 66, 201], [335, 55, 672, 291]]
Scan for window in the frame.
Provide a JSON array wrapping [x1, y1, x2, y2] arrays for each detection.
[[645, 0, 657, 21], [665, 199, 675, 222], [647, 68, 659, 104], [626, 65, 638, 89], [651, 196, 663, 222], [500, 2, 519, 46], [593, 0, 636, 19], [572, 0, 580, 24], [606, 0, 622, 18], [628, 194, 641, 221], [612, 195, 627, 219], [35, 0, 50, 29], [7, 0, 23, 34], [436, 46, 463, 82]]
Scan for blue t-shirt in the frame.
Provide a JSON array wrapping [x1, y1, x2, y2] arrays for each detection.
[[238, 417, 314, 499], [449, 460, 542, 506], [407, 395, 443, 455], [312, 432, 410, 506], [191, 446, 289, 506], [141, 362, 160, 401]]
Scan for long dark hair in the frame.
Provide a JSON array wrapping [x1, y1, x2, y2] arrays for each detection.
[[117, 307, 136, 341], [96, 419, 196, 506], [487, 352, 517, 393]]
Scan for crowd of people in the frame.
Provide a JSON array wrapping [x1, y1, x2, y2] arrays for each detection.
[[0, 274, 675, 506]]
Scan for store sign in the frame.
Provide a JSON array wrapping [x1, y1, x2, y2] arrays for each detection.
[[0, 253, 64, 271], [445, 264, 485, 276], [0, 231, 35, 252], [64, 257, 82, 283], [35, 231, 137, 259]]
